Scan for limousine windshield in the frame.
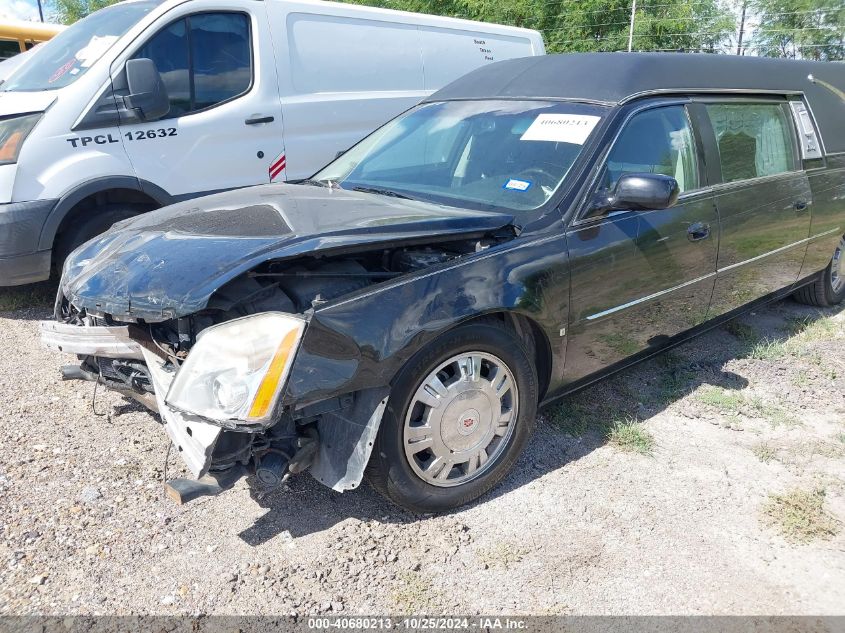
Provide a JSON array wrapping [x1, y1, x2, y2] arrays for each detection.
[[313, 100, 607, 214]]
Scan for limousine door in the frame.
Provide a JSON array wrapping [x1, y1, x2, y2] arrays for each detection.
[[564, 104, 718, 383], [694, 100, 812, 318]]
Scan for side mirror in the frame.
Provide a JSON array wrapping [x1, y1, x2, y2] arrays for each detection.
[[123, 58, 169, 121], [587, 173, 680, 217]]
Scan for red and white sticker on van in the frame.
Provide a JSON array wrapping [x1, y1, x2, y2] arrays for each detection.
[[269, 153, 286, 182]]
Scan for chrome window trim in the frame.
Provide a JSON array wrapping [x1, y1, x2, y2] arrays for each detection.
[[571, 98, 707, 228], [618, 88, 802, 105], [584, 227, 842, 322]]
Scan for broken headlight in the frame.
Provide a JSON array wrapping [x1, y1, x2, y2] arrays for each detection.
[[165, 312, 305, 426]]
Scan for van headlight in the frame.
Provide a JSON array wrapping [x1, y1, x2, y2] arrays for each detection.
[[165, 312, 305, 426], [0, 113, 41, 166]]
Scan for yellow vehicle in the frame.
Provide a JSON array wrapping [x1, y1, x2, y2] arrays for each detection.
[[0, 20, 64, 60]]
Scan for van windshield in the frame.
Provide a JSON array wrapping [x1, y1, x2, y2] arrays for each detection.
[[2, 1, 160, 92], [313, 100, 606, 215]]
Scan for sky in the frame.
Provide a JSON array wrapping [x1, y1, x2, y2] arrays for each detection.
[[0, 0, 44, 22]]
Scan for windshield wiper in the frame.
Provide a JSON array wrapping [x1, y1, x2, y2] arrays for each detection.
[[352, 186, 414, 200], [298, 179, 333, 188]]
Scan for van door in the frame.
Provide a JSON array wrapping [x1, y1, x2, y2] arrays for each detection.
[[112, 2, 286, 199], [270, 8, 427, 180], [696, 99, 812, 318], [565, 104, 718, 382]]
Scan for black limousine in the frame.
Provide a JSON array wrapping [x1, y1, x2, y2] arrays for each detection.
[[42, 53, 845, 512]]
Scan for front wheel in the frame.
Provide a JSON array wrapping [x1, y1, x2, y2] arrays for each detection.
[[366, 321, 537, 513], [794, 237, 845, 307]]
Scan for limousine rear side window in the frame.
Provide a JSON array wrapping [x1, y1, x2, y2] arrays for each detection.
[[597, 105, 699, 194], [704, 103, 796, 183]]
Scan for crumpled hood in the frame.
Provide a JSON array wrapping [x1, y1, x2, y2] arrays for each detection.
[[62, 183, 515, 320]]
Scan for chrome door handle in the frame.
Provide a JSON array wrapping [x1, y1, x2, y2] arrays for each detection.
[[687, 222, 711, 242]]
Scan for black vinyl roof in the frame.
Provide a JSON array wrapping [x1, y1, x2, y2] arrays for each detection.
[[427, 53, 845, 153]]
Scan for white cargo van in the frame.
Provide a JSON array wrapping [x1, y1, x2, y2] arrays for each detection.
[[0, 0, 543, 286]]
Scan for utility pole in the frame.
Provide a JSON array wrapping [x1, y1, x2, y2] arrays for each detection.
[[627, 0, 637, 52], [736, 0, 747, 55], [36, 0, 45, 22]]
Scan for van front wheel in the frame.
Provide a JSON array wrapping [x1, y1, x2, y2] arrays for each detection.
[[367, 322, 537, 513], [55, 205, 142, 271], [794, 237, 845, 307]]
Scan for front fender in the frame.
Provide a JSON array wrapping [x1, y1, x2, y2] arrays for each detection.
[[284, 233, 570, 407]]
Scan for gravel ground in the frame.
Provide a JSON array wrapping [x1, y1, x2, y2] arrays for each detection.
[[1, 284, 844, 616]]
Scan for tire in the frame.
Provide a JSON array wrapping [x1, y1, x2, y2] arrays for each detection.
[[54, 204, 141, 270], [366, 321, 538, 513], [793, 236, 845, 307]]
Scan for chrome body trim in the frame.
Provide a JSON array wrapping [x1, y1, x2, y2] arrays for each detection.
[[40, 321, 144, 359], [585, 227, 841, 321]]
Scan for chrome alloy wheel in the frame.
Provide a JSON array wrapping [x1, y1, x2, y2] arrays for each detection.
[[832, 239, 845, 294], [403, 352, 518, 487]]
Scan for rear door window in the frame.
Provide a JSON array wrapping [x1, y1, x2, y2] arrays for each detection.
[[705, 103, 796, 183], [134, 12, 251, 118], [599, 105, 699, 194]]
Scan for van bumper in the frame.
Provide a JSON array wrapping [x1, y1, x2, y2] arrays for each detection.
[[0, 199, 57, 286]]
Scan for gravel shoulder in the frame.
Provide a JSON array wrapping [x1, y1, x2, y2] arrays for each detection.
[[1, 284, 844, 616]]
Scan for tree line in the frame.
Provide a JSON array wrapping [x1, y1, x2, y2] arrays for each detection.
[[49, 0, 844, 60]]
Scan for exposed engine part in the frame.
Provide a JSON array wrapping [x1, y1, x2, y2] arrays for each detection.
[[113, 360, 153, 392], [392, 248, 454, 272], [288, 428, 319, 474], [276, 260, 371, 310], [209, 431, 254, 471], [255, 451, 290, 489], [206, 275, 295, 316], [60, 363, 159, 412]]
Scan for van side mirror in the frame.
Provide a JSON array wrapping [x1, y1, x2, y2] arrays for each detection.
[[123, 58, 169, 121], [587, 173, 680, 217]]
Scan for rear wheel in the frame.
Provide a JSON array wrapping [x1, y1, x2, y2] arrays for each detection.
[[793, 237, 845, 307], [367, 321, 537, 513]]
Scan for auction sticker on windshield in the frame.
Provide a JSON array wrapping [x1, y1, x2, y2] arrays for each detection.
[[520, 114, 601, 145], [503, 178, 532, 191]]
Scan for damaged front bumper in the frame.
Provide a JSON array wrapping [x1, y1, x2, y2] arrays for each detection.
[[39, 317, 388, 497], [40, 320, 222, 478], [40, 321, 143, 359]]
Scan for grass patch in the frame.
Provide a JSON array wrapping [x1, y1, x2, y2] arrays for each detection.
[[697, 386, 744, 413], [792, 369, 810, 388], [391, 572, 442, 612], [747, 397, 800, 427], [762, 488, 840, 543], [751, 442, 776, 463], [477, 543, 531, 570], [0, 282, 55, 312], [746, 338, 790, 361], [656, 356, 698, 404], [785, 315, 839, 341], [606, 417, 654, 455], [543, 400, 592, 437], [697, 388, 798, 427], [724, 320, 758, 344]]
